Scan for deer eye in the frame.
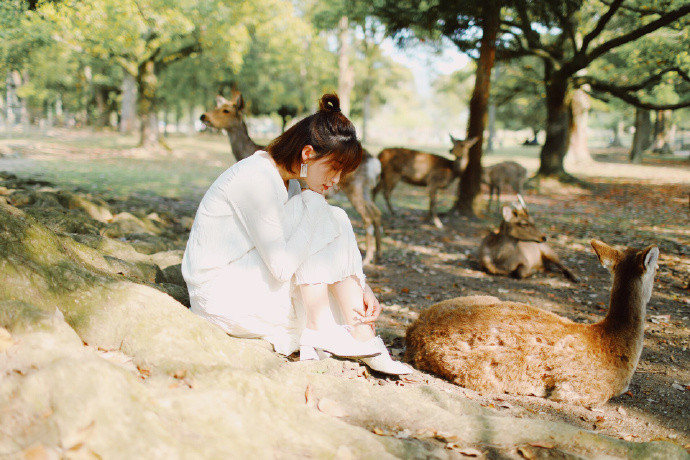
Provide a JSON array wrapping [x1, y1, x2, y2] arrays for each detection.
[[222, 109, 230, 114]]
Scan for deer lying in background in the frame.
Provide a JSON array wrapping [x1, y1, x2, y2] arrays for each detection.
[[373, 135, 478, 228], [482, 161, 527, 210], [478, 197, 578, 281], [406, 239, 659, 406], [201, 92, 382, 264]]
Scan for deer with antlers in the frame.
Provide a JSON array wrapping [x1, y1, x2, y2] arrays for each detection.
[[478, 196, 578, 282], [200, 92, 382, 264]]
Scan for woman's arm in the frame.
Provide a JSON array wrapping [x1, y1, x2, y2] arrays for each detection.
[[228, 171, 314, 282]]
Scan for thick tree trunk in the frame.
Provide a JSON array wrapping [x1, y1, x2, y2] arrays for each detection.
[[566, 87, 593, 166], [537, 70, 570, 178], [137, 60, 161, 147], [652, 110, 673, 154], [337, 16, 355, 118], [120, 73, 137, 134], [629, 108, 651, 163], [450, 5, 500, 217]]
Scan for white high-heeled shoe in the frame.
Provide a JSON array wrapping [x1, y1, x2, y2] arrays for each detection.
[[299, 325, 382, 361], [360, 337, 414, 375]]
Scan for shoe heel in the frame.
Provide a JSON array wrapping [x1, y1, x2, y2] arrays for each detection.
[[316, 349, 332, 360], [300, 345, 320, 361]]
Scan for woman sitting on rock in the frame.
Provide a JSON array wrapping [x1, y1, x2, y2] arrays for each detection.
[[182, 93, 411, 375]]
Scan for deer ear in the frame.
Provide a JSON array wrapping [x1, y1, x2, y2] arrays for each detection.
[[643, 246, 659, 271], [449, 134, 456, 143], [467, 137, 479, 147], [591, 239, 620, 271], [216, 95, 229, 106], [233, 93, 244, 110], [502, 206, 514, 221]]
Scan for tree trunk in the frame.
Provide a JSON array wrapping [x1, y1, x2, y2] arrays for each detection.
[[565, 87, 592, 166], [337, 16, 355, 118], [652, 110, 673, 154], [362, 89, 371, 143], [629, 108, 651, 163], [610, 120, 625, 147], [94, 87, 109, 128], [137, 60, 161, 147], [537, 68, 570, 178], [120, 73, 137, 134], [487, 102, 496, 152], [451, 4, 500, 216], [5, 72, 17, 130], [17, 70, 31, 133]]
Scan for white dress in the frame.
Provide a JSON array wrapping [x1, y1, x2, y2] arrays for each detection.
[[181, 150, 366, 355]]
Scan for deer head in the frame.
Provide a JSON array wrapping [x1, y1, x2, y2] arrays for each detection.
[[499, 204, 546, 243], [449, 135, 479, 172], [200, 91, 246, 131]]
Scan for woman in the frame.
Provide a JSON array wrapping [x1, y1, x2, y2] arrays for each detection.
[[182, 94, 411, 375]]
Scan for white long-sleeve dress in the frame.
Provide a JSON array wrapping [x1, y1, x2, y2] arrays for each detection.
[[181, 150, 366, 355]]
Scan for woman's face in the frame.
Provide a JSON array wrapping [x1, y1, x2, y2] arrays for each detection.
[[302, 147, 343, 195]]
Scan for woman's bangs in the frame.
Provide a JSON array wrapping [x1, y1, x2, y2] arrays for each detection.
[[329, 141, 362, 175]]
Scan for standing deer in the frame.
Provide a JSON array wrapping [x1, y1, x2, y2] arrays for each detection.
[[478, 197, 578, 281], [482, 160, 527, 210], [406, 239, 659, 406], [200, 93, 262, 162], [200, 92, 382, 264], [373, 135, 478, 228]]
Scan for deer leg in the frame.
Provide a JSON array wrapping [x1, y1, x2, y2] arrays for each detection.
[[513, 264, 534, 279], [541, 247, 579, 282], [480, 257, 514, 276], [381, 174, 398, 215], [366, 201, 382, 264], [428, 186, 443, 228], [345, 188, 375, 265]]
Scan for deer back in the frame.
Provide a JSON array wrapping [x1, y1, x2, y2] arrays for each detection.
[[378, 148, 456, 186], [484, 161, 527, 191]]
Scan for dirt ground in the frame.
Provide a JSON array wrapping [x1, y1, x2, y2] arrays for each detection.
[[342, 153, 690, 451], [1, 135, 688, 453]]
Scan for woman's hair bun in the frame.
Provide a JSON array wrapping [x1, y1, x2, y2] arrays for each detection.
[[319, 93, 341, 113]]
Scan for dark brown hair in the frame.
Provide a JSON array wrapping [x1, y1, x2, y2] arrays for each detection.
[[267, 94, 362, 175]]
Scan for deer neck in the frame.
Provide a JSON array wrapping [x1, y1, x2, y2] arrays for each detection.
[[226, 121, 258, 161], [601, 275, 647, 337]]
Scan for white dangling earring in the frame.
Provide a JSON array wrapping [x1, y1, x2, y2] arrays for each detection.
[[300, 163, 308, 178]]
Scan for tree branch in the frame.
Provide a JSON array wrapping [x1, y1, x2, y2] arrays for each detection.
[[580, 0, 624, 53], [587, 82, 690, 110], [586, 4, 690, 64], [577, 67, 690, 92]]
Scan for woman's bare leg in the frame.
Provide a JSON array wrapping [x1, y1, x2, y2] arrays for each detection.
[[299, 283, 337, 330], [329, 276, 375, 342]]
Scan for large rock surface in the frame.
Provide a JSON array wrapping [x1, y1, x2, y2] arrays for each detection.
[[1, 198, 688, 459]]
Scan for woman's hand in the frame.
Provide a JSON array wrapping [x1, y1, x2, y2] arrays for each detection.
[[357, 284, 382, 323]]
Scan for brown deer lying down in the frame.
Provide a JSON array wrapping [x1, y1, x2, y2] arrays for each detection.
[[201, 92, 382, 264], [479, 197, 578, 282], [482, 160, 527, 210], [406, 239, 659, 406], [373, 136, 478, 228]]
